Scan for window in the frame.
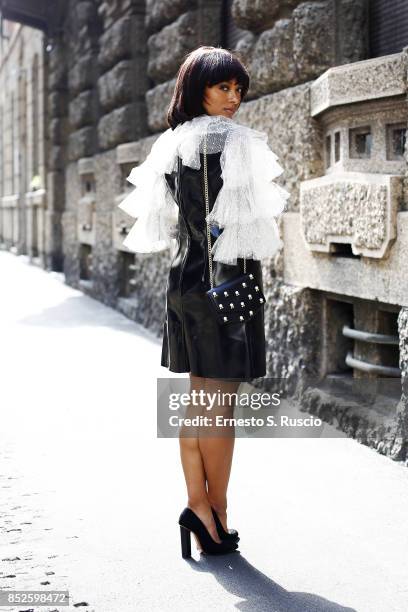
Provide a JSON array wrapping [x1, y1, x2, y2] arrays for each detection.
[[325, 134, 331, 168], [334, 131, 341, 163], [349, 126, 372, 159], [386, 123, 406, 161]]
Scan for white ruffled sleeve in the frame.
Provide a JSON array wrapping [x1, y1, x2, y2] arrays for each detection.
[[117, 129, 179, 253], [205, 127, 290, 265]]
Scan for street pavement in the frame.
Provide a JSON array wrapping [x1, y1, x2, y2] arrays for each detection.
[[1, 250, 408, 612]]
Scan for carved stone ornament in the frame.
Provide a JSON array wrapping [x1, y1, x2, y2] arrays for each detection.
[[300, 172, 401, 258]]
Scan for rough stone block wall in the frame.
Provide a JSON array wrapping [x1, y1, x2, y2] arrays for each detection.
[[97, 13, 148, 149], [122, 250, 170, 336], [144, 1, 221, 131], [61, 1, 150, 301], [233, 0, 368, 98], [237, 82, 323, 212], [395, 307, 408, 461], [261, 254, 322, 396], [147, 11, 198, 82], [403, 48, 408, 210], [145, 78, 177, 132], [92, 149, 122, 306], [46, 36, 69, 271], [145, 0, 192, 34], [66, 2, 101, 161], [62, 162, 81, 286]]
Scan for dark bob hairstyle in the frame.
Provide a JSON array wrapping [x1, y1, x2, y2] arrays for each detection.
[[166, 46, 250, 130]]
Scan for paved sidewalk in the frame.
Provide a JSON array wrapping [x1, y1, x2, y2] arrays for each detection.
[[1, 251, 408, 612]]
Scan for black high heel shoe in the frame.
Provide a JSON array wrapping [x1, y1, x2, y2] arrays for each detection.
[[211, 507, 239, 542], [178, 507, 239, 558]]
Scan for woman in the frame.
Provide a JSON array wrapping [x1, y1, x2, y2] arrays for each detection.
[[118, 46, 290, 558]]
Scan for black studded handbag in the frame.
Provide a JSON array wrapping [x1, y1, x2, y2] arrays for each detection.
[[202, 133, 266, 325]]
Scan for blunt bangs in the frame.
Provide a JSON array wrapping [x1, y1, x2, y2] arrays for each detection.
[[166, 46, 250, 130]]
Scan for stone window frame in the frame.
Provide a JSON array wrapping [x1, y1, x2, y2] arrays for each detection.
[[334, 131, 341, 163], [349, 125, 373, 159], [119, 250, 138, 299], [79, 243, 93, 281], [325, 129, 342, 169], [80, 172, 96, 198], [325, 133, 332, 169], [385, 122, 407, 161]]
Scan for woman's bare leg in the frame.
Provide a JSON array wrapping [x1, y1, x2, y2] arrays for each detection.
[[178, 373, 222, 548], [198, 378, 240, 532]]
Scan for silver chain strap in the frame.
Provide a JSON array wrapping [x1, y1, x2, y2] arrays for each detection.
[[202, 133, 246, 290]]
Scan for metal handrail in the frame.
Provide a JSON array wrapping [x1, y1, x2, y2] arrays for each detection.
[[345, 352, 401, 377], [342, 325, 399, 345]]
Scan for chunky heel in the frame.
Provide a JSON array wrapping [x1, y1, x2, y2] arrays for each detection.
[[178, 507, 239, 557], [180, 524, 191, 558]]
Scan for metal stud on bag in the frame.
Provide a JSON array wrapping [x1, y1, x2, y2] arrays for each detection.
[[202, 132, 267, 325]]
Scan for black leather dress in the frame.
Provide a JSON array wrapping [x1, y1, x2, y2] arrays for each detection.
[[160, 151, 266, 381]]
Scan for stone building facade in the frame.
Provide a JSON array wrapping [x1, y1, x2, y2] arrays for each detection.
[[0, 0, 407, 462], [0, 20, 48, 265]]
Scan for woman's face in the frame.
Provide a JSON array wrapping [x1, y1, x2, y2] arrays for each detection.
[[202, 78, 243, 118]]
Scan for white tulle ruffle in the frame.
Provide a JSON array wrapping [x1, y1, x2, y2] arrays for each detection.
[[117, 127, 179, 253], [117, 114, 290, 261], [204, 123, 290, 263]]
